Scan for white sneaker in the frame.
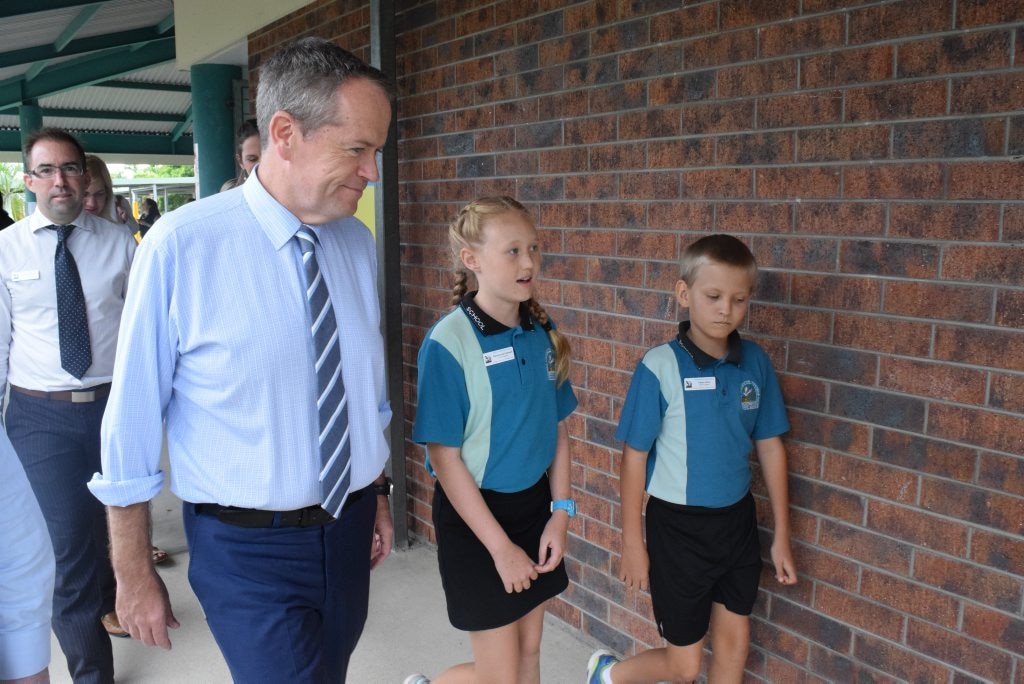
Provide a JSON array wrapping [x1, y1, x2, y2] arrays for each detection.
[[403, 675, 430, 684]]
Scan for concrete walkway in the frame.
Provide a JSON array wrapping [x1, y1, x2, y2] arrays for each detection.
[[50, 488, 601, 683]]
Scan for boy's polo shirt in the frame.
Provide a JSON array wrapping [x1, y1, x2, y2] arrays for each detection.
[[616, 322, 789, 508], [413, 294, 578, 493]]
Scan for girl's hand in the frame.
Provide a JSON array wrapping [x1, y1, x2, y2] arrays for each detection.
[[492, 542, 539, 593], [620, 538, 649, 591], [535, 512, 569, 573]]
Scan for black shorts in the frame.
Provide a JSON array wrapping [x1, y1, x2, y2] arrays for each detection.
[[646, 491, 761, 646], [432, 474, 569, 632]]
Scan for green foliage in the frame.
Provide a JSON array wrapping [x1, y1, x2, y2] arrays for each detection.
[[129, 164, 194, 179], [0, 162, 26, 220]]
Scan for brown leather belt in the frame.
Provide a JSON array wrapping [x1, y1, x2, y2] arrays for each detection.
[[10, 383, 112, 403], [192, 485, 370, 528]]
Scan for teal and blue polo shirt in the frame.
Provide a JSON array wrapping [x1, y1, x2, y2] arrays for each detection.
[[413, 293, 578, 493], [616, 321, 789, 508]]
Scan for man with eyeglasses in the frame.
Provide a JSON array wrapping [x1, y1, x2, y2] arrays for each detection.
[[0, 127, 135, 683]]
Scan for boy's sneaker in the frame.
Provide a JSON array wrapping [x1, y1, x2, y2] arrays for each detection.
[[403, 676, 430, 684], [587, 650, 619, 684]]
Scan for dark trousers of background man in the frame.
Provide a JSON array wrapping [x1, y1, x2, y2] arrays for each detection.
[[6, 392, 116, 684], [183, 489, 377, 683]]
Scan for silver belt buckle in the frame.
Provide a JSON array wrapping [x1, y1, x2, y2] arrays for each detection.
[[71, 390, 96, 403]]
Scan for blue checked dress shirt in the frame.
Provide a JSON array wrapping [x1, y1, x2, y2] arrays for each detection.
[[90, 172, 392, 510]]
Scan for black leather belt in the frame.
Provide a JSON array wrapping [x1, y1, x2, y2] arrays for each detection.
[[11, 383, 111, 403], [193, 484, 370, 528]]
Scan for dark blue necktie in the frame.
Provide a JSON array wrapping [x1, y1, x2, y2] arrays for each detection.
[[50, 224, 92, 379], [296, 226, 351, 518]]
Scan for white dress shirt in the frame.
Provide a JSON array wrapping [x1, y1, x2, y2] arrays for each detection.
[[0, 209, 136, 393], [90, 172, 392, 510], [0, 425, 55, 680]]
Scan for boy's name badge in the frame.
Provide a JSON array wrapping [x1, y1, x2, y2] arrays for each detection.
[[483, 347, 516, 367], [684, 377, 716, 391], [11, 270, 40, 281]]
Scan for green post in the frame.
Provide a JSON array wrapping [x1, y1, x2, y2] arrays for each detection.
[[19, 100, 42, 205], [190, 64, 240, 199]]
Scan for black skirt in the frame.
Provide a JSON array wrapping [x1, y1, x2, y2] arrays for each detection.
[[432, 474, 569, 631]]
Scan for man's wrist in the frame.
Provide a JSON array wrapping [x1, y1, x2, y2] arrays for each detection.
[[372, 476, 393, 497]]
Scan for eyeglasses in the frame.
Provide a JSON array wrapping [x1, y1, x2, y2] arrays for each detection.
[[29, 163, 85, 179]]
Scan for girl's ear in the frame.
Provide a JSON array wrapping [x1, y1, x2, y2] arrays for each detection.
[[674, 279, 691, 309], [460, 246, 480, 273]]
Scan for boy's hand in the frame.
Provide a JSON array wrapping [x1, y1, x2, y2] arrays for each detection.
[[492, 541, 540, 593], [620, 538, 650, 591], [771, 539, 798, 585]]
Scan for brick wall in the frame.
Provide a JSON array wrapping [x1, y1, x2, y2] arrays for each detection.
[[257, 1, 1024, 680]]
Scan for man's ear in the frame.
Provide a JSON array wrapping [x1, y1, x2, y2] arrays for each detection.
[[267, 111, 298, 161], [674, 279, 690, 309]]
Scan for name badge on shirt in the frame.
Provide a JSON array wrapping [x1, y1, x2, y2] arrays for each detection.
[[684, 377, 716, 391], [483, 346, 516, 367], [11, 270, 40, 281]]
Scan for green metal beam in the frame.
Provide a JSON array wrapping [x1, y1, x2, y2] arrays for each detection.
[[41, 108, 186, 123], [0, 1, 104, 19], [0, 26, 176, 69], [0, 128, 193, 156], [171, 105, 193, 142], [0, 37, 176, 110], [93, 79, 190, 93], [157, 12, 175, 34], [55, 4, 102, 51]]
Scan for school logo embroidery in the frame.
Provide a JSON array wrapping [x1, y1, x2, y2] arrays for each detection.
[[740, 380, 760, 410], [546, 348, 556, 380]]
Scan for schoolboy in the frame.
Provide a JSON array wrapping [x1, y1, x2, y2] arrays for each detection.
[[588, 234, 798, 684]]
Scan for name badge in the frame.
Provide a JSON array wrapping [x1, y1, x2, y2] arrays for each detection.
[[11, 270, 40, 281], [684, 377, 716, 391], [483, 346, 516, 367]]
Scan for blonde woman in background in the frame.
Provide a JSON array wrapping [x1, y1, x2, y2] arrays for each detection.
[[83, 155, 139, 237]]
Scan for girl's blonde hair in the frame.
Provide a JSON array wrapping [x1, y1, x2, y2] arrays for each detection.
[[448, 196, 572, 385], [85, 154, 117, 223]]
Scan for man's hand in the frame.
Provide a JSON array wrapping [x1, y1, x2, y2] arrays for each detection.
[[115, 568, 180, 648], [369, 493, 393, 570]]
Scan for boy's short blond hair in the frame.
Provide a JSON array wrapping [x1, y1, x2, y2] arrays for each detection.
[[679, 233, 759, 289]]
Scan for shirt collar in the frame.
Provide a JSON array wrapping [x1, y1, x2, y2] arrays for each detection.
[[676, 320, 743, 369], [241, 167, 305, 250], [29, 208, 94, 234], [459, 291, 535, 336]]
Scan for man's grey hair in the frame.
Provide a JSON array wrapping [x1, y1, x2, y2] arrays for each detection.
[[255, 37, 394, 147]]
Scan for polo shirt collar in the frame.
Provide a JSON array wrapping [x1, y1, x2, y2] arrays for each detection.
[[677, 320, 743, 369], [460, 291, 535, 336]]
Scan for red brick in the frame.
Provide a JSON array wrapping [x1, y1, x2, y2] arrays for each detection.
[[682, 101, 756, 134], [618, 108, 682, 141], [793, 202, 885, 237], [758, 167, 841, 199], [797, 125, 889, 162], [620, 172, 681, 200], [883, 281, 994, 324], [894, 118, 1005, 158], [844, 163, 944, 200], [791, 274, 881, 312], [962, 603, 1024, 654], [770, 597, 854, 652], [815, 585, 905, 642], [900, 30, 1012, 78], [943, 244, 1024, 285], [647, 137, 714, 169], [906, 619, 1015, 682], [977, 452, 1024, 498], [824, 454, 918, 504], [949, 161, 1024, 200], [853, 633, 955, 683], [846, 80, 946, 122], [620, 45, 686, 84], [538, 147, 588, 174], [684, 29, 757, 69], [849, 0, 953, 44], [952, 72, 1024, 114], [861, 570, 959, 628], [796, 545, 860, 592], [680, 168, 753, 199], [748, 305, 831, 342], [870, 499, 970, 557], [592, 18, 650, 56], [957, 0, 1024, 26], [889, 203, 1000, 241], [720, 0, 799, 30], [590, 143, 646, 172], [616, 287, 676, 320], [647, 201, 714, 230], [802, 45, 893, 88], [991, 372, 1024, 413], [921, 475, 1024, 537], [758, 91, 843, 129], [1003, 204, 1024, 240], [970, 529, 1024, 575], [718, 60, 798, 98], [564, 174, 617, 200], [834, 313, 932, 356], [651, 3, 718, 42], [787, 341, 878, 385], [716, 131, 795, 165], [760, 14, 844, 58], [839, 239, 940, 279], [778, 375, 827, 413], [590, 202, 647, 229], [934, 325, 1024, 374], [563, 229, 616, 256], [716, 202, 792, 234], [878, 356, 987, 405]]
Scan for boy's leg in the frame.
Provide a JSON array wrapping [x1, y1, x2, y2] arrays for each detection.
[[604, 641, 705, 683], [706, 603, 750, 684]]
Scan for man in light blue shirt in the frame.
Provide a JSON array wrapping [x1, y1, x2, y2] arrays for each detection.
[[89, 38, 395, 682], [0, 425, 54, 684]]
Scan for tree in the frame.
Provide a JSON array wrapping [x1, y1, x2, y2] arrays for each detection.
[[0, 163, 26, 220]]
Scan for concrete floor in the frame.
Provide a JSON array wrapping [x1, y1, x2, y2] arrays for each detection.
[[48, 486, 602, 683]]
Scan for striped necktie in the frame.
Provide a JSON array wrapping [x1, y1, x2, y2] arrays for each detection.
[[296, 226, 351, 518], [50, 224, 92, 379]]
